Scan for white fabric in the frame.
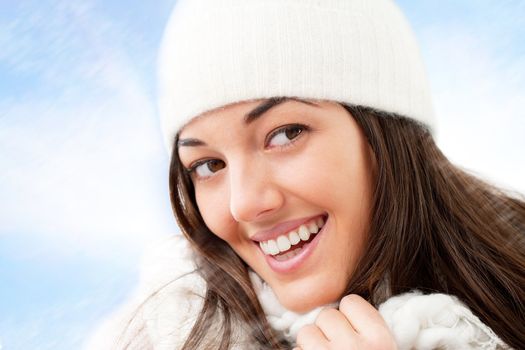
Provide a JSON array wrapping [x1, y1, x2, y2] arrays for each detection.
[[249, 270, 338, 341], [85, 235, 509, 349], [158, 0, 436, 153], [84, 236, 204, 350], [251, 268, 509, 349], [378, 292, 509, 350]]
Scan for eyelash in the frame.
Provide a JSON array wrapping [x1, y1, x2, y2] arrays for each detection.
[[185, 123, 310, 180], [265, 123, 310, 149]]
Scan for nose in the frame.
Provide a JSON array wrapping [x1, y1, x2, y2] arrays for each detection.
[[228, 157, 284, 223]]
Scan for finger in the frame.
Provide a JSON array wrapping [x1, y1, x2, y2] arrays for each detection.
[[296, 324, 329, 350], [315, 307, 356, 342], [339, 294, 389, 336]]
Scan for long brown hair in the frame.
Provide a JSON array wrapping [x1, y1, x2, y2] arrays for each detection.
[[169, 102, 525, 349]]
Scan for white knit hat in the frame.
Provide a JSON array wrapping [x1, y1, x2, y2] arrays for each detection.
[[158, 0, 435, 153]]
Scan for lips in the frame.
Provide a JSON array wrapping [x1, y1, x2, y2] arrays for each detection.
[[250, 214, 326, 243], [259, 216, 326, 255], [257, 214, 330, 274]]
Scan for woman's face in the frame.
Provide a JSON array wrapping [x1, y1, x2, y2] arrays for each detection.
[[178, 98, 376, 312]]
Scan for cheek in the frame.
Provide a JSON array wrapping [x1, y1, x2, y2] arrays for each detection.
[[278, 139, 373, 242], [273, 143, 359, 200], [195, 185, 235, 242]]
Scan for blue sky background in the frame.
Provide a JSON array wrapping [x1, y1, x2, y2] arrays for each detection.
[[0, 0, 523, 349]]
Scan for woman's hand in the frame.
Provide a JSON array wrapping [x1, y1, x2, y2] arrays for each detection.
[[293, 294, 397, 350]]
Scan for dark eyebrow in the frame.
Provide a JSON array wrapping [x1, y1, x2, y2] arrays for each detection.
[[244, 97, 318, 124], [178, 97, 319, 147], [177, 138, 206, 147]]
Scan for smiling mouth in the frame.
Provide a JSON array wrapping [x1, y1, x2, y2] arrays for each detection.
[[271, 235, 315, 261], [259, 215, 327, 261]]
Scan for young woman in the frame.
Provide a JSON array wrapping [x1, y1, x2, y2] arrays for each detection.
[[88, 0, 524, 349]]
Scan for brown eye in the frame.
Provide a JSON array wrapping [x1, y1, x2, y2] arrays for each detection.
[[267, 124, 308, 148], [285, 126, 303, 139], [192, 159, 226, 179], [207, 159, 225, 172]]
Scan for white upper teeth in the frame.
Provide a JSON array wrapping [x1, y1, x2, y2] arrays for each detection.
[[259, 217, 325, 256]]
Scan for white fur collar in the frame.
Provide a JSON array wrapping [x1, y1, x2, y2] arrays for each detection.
[[85, 236, 510, 350], [249, 271, 508, 350]]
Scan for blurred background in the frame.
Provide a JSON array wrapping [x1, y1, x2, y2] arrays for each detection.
[[0, 0, 523, 348]]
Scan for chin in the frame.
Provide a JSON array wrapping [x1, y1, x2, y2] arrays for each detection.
[[275, 280, 344, 313]]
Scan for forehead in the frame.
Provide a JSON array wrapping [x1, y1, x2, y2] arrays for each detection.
[[178, 98, 323, 139]]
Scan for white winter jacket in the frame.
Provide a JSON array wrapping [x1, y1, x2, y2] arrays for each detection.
[[85, 235, 509, 350]]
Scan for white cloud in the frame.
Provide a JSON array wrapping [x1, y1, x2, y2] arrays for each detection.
[[419, 18, 525, 194], [0, 0, 178, 261]]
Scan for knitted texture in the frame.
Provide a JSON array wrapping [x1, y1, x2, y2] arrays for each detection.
[[86, 235, 509, 349], [250, 271, 509, 349], [379, 291, 509, 350], [158, 0, 435, 152]]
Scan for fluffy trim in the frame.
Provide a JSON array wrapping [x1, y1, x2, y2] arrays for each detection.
[[251, 272, 508, 349], [87, 235, 509, 349]]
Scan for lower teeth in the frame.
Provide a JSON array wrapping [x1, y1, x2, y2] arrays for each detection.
[[274, 246, 303, 261]]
